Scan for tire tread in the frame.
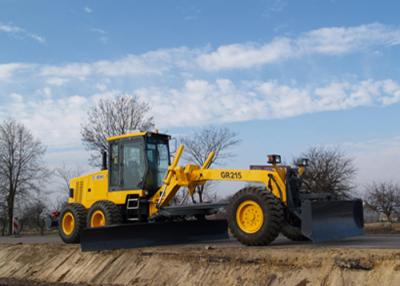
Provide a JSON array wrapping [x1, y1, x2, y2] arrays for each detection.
[[58, 203, 87, 244], [228, 186, 283, 246], [87, 200, 122, 227]]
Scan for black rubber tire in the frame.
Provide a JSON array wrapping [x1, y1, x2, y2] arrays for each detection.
[[58, 203, 87, 244], [227, 187, 283, 246], [87, 200, 122, 228], [281, 223, 310, 241]]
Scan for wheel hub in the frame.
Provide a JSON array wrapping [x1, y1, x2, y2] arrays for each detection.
[[236, 200, 264, 234], [91, 210, 106, 227], [62, 212, 75, 235]]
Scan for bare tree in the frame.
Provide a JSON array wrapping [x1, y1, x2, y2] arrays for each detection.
[[0, 119, 47, 235], [50, 196, 68, 213], [55, 164, 85, 194], [81, 95, 155, 166], [298, 147, 356, 198], [180, 126, 240, 202], [0, 202, 6, 236], [0, 181, 6, 235], [364, 182, 400, 223], [21, 198, 47, 235]]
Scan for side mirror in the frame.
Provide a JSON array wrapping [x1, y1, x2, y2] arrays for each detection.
[[296, 158, 309, 167], [101, 150, 108, 171], [267, 154, 281, 165]]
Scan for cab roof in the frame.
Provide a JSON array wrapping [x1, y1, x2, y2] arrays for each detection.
[[106, 131, 170, 142]]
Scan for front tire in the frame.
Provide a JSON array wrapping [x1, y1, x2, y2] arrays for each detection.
[[87, 200, 122, 228], [59, 203, 87, 244], [227, 187, 283, 246]]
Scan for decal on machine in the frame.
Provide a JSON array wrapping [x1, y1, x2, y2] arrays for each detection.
[[220, 171, 242, 179], [92, 175, 105, 180]]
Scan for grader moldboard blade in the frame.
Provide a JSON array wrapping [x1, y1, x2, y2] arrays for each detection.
[[80, 219, 228, 251], [300, 199, 364, 242]]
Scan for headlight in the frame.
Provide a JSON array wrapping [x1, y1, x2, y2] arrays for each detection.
[[267, 154, 281, 164], [296, 158, 309, 167]]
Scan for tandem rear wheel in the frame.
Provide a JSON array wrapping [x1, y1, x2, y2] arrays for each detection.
[[59, 203, 87, 243], [227, 187, 283, 246], [87, 200, 122, 228], [59, 201, 122, 244]]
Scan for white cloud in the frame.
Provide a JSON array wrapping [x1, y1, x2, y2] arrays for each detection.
[[90, 28, 109, 44], [39, 47, 198, 79], [339, 137, 400, 187], [0, 22, 46, 44], [198, 23, 400, 70], [0, 23, 23, 33], [90, 28, 107, 35], [2, 93, 88, 148], [1, 22, 400, 158], [93, 55, 164, 76], [198, 38, 293, 70], [45, 148, 91, 171], [46, 77, 70, 86], [84, 6, 93, 14], [381, 80, 400, 105], [29, 34, 46, 44], [4, 22, 393, 82], [0, 63, 31, 81], [1, 77, 400, 175], [133, 78, 400, 127], [263, 0, 287, 17], [40, 63, 92, 79], [313, 80, 381, 111]]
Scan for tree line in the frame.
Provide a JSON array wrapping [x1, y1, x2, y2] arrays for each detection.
[[0, 95, 399, 235]]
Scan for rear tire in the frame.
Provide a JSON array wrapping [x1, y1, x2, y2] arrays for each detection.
[[227, 187, 283, 246], [59, 203, 87, 244], [87, 200, 122, 228]]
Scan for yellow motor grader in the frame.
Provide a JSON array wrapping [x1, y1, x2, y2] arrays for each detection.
[[58, 131, 363, 251]]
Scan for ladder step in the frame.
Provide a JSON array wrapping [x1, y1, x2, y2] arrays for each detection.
[[127, 198, 139, 210]]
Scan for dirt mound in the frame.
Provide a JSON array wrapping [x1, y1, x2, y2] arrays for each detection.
[[0, 243, 399, 286]]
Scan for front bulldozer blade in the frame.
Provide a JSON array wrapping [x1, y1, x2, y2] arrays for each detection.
[[300, 199, 364, 242], [80, 219, 228, 251]]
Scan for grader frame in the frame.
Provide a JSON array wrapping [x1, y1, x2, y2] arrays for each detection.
[[58, 132, 363, 251]]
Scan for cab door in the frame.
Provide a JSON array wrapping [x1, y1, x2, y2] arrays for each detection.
[[109, 141, 122, 191], [109, 138, 146, 192]]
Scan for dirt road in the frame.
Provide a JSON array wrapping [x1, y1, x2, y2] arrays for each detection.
[[1, 242, 400, 286], [1, 233, 400, 249], [1, 231, 400, 285]]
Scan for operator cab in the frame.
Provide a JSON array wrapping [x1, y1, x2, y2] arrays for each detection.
[[106, 132, 171, 196]]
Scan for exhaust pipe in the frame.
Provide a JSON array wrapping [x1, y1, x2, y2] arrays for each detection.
[[101, 150, 107, 171]]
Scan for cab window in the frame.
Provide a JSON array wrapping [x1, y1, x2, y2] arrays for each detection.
[[109, 138, 146, 190], [145, 140, 170, 192], [110, 143, 120, 187], [122, 140, 146, 189]]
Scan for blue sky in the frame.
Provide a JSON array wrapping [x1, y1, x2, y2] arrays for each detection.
[[1, 0, 400, 193]]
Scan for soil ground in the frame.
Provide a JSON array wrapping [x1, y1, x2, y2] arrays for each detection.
[[0, 224, 399, 286], [0, 241, 399, 285], [364, 222, 400, 234]]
